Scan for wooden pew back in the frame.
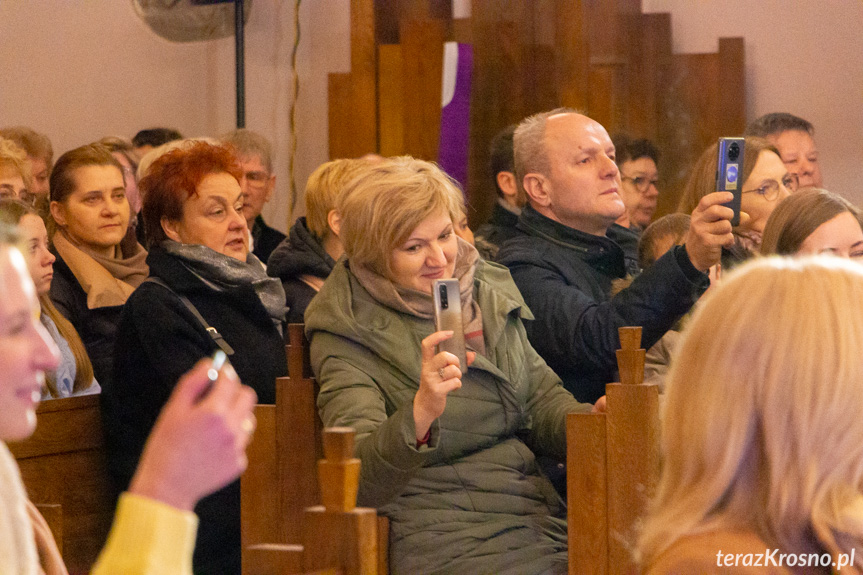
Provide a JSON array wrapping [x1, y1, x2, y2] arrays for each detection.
[[567, 327, 661, 575], [242, 324, 387, 574], [8, 393, 114, 574]]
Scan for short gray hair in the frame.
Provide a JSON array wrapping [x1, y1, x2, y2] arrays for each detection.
[[513, 107, 578, 197], [221, 128, 273, 173]]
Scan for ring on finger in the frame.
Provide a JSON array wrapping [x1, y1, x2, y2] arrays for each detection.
[[438, 367, 446, 380]]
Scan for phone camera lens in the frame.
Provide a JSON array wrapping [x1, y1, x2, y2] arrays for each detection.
[[439, 285, 448, 309], [728, 142, 740, 162]]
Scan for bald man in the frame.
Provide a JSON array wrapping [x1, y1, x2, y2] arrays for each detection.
[[497, 109, 733, 403]]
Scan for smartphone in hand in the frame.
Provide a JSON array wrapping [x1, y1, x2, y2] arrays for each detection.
[[199, 350, 229, 402], [432, 279, 468, 375], [716, 137, 745, 227]]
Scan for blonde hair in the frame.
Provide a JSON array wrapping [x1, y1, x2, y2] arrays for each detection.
[[304, 159, 369, 241], [639, 257, 863, 568], [0, 138, 33, 192], [0, 200, 95, 397], [676, 137, 778, 215], [337, 156, 464, 277], [760, 188, 861, 256]]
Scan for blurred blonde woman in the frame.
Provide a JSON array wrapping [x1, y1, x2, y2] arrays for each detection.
[[638, 257, 863, 573]]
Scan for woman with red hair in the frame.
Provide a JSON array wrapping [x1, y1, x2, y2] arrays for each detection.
[[106, 141, 286, 574]]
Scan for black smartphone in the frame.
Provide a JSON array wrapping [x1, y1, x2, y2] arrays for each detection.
[[716, 137, 745, 226], [432, 279, 468, 375]]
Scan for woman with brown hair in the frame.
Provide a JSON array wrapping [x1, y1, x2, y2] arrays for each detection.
[[0, 199, 98, 399], [677, 136, 798, 267], [760, 188, 863, 258], [48, 143, 148, 387]]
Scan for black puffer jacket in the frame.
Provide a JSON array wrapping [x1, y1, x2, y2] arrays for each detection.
[[267, 217, 336, 323], [106, 246, 285, 574], [497, 205, 708, 403]]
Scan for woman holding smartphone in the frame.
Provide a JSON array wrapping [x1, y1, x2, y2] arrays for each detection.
[[304, 157, 594, 575], [676, 136, 797, 268], [107, 141, 286, 574]]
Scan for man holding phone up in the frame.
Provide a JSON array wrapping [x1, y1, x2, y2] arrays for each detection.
[[497, 109, 733, 403]]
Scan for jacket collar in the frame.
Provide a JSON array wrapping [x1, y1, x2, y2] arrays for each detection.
[[306, 259, 530, 386], [516, 204, 626, 277]]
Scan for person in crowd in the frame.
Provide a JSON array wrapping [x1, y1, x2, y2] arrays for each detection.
[[220, 129, 286, 263], [131, 127, 183, 158], [0, 138, 32, 201], [475, 124, 522, 256], [636, 213, 692, 390], [760, 188, 863, 259], [677, 136, 797, 268], [0, 222, 256, 574], [612, 134, 661, 232], [268, 158, 365, 323], [0, 126, 52, 201], [305, 156, 596, 575], [108, 141, 286, 574], [638, 257, 863, 573], [98, 137, 144, 246], [48, 143, 148, 387], [0, 199, 99, 399], [496, 108, 731, 403], [746, 112, 822, 189]]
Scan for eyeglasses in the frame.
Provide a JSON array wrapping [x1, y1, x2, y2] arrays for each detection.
[[742, 173, 799, 201], [621, 175, 659, 193], [243, 170, 271, 188]]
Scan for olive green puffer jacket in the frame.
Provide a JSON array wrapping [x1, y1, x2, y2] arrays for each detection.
[[305, 259, 591, 575]]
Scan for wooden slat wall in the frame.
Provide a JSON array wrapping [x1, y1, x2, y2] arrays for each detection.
[[329, 0, 746, 228]]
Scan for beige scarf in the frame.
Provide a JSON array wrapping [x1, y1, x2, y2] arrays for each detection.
[[53, 230, 148, 309], [352, 237, 486, 356]]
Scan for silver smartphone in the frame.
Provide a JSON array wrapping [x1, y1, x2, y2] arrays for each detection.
[[432, 279, 468, 375], [716, 137, 745, 226]]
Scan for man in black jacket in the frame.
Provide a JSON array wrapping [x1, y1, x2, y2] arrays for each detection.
[[497, 109, 733, 403], [475, 125, 522, 256]]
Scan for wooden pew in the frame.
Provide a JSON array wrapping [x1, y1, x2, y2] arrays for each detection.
[[8, 393, 114, 574], [567, 327, 661, 575], [242, 324, 388, 575]]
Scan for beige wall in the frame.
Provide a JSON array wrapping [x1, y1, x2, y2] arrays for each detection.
[[0, 0, 350, 233], [644, 0, 863, 204], [3, 1, 861, 233]]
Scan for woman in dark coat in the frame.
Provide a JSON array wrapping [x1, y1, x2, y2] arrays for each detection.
[[48, 143, 149, 387], [106, 142, 287, 574]]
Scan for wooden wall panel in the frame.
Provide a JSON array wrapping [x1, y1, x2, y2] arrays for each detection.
[[400, 18, 446, 161], [554, 0, 590, 112], [378, 45, 405, 156], [718, 37, 746, 135], [350, 0, 378, 155], [328, 73, 356, 159]]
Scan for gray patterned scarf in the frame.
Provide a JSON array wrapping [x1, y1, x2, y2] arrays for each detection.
[[161, 241, 287, 332]]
